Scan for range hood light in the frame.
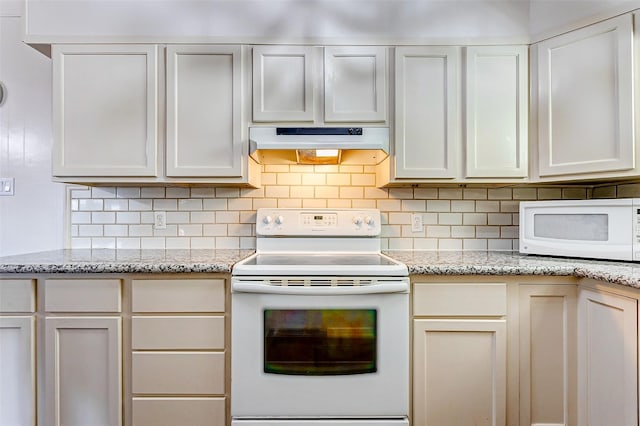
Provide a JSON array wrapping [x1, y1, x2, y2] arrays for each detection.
[[296, 149, 342, 165], [249, 127, 389, 165]]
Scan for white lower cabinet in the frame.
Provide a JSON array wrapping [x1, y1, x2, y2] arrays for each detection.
[[412, 281, 507, 425], [516, 283, 577, 426], [0, 280, 36, 426], [578, 286, 638, 426], [130, 278, 227, 426], [44, 317, 122, 426], [42, 279, 123, 426]]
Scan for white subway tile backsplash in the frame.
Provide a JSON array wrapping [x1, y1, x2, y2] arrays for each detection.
[[154, 199, 178, 211], [117, 187, 140, 198], [104, 199, 128, 211], [70, 169, 637, 251], [92, 212, 116, 224], [166, 187, 190, 198], [78, 199, 103, 211], [116, 212, 141, 224]]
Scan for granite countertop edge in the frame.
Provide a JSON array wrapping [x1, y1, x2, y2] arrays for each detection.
[[1, 249, 640, 289]]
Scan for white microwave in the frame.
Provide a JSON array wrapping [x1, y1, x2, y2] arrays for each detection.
[[519, 198, 640, 262]]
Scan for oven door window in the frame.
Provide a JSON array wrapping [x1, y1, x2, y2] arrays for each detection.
[[264, 309, 377, 376]]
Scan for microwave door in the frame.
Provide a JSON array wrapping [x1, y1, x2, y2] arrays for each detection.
[[520, 204, 635, 261]]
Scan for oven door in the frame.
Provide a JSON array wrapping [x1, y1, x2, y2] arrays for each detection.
[[230, 278, 409, 419]]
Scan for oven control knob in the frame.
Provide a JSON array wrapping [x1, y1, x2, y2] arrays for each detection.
[[353, 216, 363, 226], [365, 216, 375, 226], [262, 215, 273, 225], [275, 215, 285, 225]]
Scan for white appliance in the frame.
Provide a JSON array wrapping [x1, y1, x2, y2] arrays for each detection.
[[519, 198, 640, 261], [249, 127, 389, 165], [231, 208, 409, 426]]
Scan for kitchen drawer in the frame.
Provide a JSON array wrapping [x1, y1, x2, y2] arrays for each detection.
[[132, 352, 225, 395], [413, 283, 507, 316], [44, 279, 121, 312], [131, 279, 225, 313], [0, 279, 35, 313], [132, 397, 225, 426], [131, 316, 224, 350]]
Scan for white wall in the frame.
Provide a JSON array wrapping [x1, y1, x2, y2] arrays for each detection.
[[529, 0, 639, 41], [0, 9, 66, 256], [24, 0, 531, 44]]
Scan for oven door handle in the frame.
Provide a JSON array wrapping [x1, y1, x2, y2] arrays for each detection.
[[232, 281, 408, 295]]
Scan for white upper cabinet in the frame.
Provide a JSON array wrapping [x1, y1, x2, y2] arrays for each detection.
[[251, 45, 387, 124], [52, 44, 158, 177], [166, 45, 244, 177], [324, 46, 387, 123], [252, 46, 314, 122], [394, 46, 459, 179], [389, 45, 527, 183], [537, 14, 635, 179], [465, 45, 528, 178], [52, 44, 257, 185]]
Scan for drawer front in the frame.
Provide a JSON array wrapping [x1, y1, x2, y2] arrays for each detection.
[[413, 283, 507, 316], [131, 279, 225, 313], [132, 352, 225, 395], [132, 397, 225, 426], [0, 279, 35, 313], [44, 279, 121, 312], [132, 316, 224, 350]]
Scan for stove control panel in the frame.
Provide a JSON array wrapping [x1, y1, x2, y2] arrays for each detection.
[[256, 208, 381, 236]]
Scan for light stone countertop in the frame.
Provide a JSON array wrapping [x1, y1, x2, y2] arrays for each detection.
[[1, 249, 640, 289], [0, 249, 254, 274], [384, 250, 640, 289]]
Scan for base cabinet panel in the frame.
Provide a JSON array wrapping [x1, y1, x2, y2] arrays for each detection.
[[518, 284, 577, 426], [132, 397, 225, 426], [578, 288, 638, 426], [413, 319, 506, 426], [0, 316, 35, 426], [44, 317, 122, 426]]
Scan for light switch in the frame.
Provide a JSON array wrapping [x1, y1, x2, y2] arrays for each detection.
[[0, 178, 14, 196]]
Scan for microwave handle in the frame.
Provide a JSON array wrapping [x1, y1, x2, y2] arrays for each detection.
[[232, 281, 408, 295]]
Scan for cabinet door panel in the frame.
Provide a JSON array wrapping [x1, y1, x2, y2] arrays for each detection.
[[324, 46, 386, 122], [394, 47, 459, 178], [45, 317, 122, 426], [538, 15, 634, 177], [52, 44, 158, 177], [413, 319, 506, 426], [132, 352, 225, 395], [578, 288, 637, 426], [0, 279, 35, 312], [466, 46, 528, 178], [0, 317, 34, 426], [252, 46, 314, 122], [166, 45, 243, 177], [519, 285, 577, 426], [131, 279, 225, 313], [131, 316, 224, 350], [132, 397, 225, 426]]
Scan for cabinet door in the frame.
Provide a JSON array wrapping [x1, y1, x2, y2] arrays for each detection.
[[324, 46, 386, 122], [0, 316, 34, 426], [413, 319, 506, 426], [45, 317, 121, 426], [466, 46, 528, 178], [518, 285, 577, 426], [52, 44, 158, 177], [394, 47, 459, 178], [166, 45, 244, 177], [252, 45, 315, 122], [577, 288, 637, 426], [537, 15, 634, 177]]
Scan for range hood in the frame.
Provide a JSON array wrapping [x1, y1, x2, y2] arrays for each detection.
[[249, 127, 389, 165]]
